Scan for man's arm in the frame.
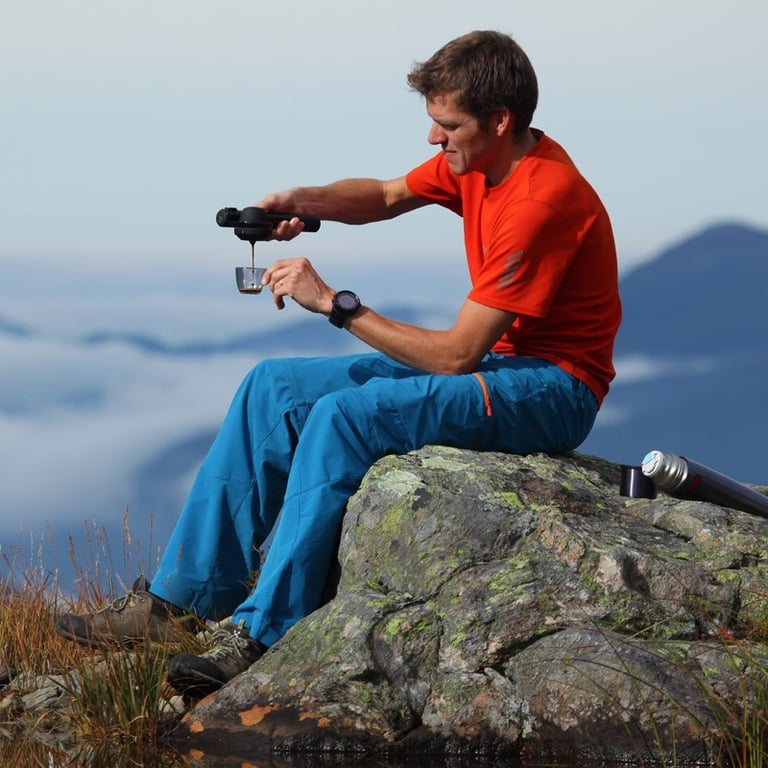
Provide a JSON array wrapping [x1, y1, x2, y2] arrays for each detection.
[[344, 298, 515, 374], [262, 253, 516, 375], [258, 177, 512, 374], [257, 176, 429, 233]]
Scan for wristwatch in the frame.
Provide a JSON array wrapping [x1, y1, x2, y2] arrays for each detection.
[[329, 290, 361, 328]]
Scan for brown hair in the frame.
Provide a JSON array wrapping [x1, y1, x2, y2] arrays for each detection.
[[407, 30, 538, 136]]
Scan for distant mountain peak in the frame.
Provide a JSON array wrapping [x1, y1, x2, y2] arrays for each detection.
[[632, 221, 767, 278], [616, 219, 768, 355]]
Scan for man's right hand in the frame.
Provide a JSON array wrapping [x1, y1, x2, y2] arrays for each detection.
[[255, 189, 306, 240]]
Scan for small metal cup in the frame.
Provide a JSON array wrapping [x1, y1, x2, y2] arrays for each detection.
[[620, 465, 657, 499], [235, 267, 266, 294]]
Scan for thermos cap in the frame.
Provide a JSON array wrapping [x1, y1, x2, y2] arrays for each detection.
[[620, 465, 657, 499], [641, 450, 664, 477]]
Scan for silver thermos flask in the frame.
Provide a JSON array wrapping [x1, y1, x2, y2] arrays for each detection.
[[641, 450, 768, 518]]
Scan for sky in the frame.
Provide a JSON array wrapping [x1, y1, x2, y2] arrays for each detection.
[[2, 0, 767, 277], [1, 0, 768, 571]]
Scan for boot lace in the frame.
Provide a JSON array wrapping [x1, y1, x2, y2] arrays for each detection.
[[203, 621, 254, 662], [95, 589, 140, 616]]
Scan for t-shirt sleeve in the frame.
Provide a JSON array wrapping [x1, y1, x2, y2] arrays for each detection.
[[405, 153, 463, 215], [468, 198, 581, 318]]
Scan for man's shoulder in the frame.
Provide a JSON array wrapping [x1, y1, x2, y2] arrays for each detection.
[[519, 134, 605, 211]]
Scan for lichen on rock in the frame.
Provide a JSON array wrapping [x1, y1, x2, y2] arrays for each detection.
[[177, 447, 768, 765]]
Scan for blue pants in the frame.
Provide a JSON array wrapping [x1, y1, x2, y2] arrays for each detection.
[[151, 352, 597, 647]]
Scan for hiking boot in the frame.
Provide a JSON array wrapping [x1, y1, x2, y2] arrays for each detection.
[[167, 620, 265, 698], [55, 575, 194, 648]]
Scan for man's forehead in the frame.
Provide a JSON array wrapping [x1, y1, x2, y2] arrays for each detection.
[[426, 92, 471, 120]]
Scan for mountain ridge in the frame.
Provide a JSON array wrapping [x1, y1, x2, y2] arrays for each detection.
[[580, 219, 768, 481], [615, 221, 768, 356]]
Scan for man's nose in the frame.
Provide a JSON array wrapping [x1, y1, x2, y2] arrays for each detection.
[[428, 123, 446, 145]]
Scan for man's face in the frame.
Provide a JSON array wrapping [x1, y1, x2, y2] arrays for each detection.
[[426, 92, 505, 178]]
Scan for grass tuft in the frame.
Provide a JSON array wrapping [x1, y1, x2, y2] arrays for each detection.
[[0, 514, 202, 766]]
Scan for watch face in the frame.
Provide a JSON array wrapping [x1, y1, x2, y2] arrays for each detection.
[[336, 291, 359, 311]]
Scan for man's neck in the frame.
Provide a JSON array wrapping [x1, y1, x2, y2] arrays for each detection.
[[486, 129, 539, 187]]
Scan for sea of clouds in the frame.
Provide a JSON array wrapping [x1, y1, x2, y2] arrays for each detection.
[[1, 241, 665, 587]]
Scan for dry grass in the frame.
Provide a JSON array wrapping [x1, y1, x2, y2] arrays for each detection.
[[0, 513, 203, 767]]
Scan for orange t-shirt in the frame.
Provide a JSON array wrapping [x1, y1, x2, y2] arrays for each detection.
[[405, 132, 621, 405]]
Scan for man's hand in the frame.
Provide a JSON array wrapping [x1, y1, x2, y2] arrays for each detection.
[[263, 257, 336, 314], [255, 190, 306, 240]]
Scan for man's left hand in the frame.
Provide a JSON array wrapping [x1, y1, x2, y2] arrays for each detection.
[[263, 258, 335, 315]]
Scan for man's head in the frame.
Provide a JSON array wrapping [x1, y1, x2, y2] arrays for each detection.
[[407, 30, 538, 138]]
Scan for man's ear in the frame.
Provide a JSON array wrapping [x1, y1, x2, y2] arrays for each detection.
[[493, 107, 514, 137]]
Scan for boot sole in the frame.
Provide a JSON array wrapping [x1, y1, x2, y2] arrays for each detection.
[[55, 624, 143, 649]]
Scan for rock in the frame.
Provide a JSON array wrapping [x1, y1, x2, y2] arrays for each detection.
[[20, 683, 66, 714], [174, 447, 768, 764]]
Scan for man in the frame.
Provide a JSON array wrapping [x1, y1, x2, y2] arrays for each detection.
[[56, 30, 621, 698]]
